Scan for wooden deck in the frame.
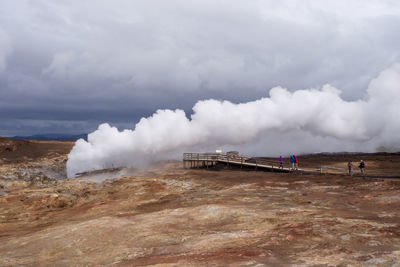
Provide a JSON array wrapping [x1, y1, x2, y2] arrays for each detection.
[[183, 152, 400, 178], [183, 153, 300, 173]]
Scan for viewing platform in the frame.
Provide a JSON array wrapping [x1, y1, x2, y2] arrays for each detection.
[[183, 152, 293, 173]]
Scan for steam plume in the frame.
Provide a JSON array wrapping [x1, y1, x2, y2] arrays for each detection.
[[67, 63, 400, 177]]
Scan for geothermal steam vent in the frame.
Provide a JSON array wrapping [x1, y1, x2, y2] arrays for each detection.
[[67, 63, 400, 177]]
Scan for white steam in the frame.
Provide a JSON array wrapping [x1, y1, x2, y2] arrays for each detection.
[[67, 63, 400, 177]]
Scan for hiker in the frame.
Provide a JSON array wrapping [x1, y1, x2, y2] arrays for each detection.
[[279, 156, 284, 169], [348, 161, 353, 176], [293, 154, 298, 170], [290, 155, 295, 171], [359, 160, 365, 176]]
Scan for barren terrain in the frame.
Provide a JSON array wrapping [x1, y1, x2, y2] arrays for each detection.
[[0, 138, 399, 266]]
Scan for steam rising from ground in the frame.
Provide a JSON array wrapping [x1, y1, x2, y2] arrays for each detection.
[[67, 64, 400, 177]]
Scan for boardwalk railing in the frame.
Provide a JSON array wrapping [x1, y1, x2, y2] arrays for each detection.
[[183, 153, 220, 161], [183, 153, 286, 171], [183, 153, 222, 169], [183, 153, 342, 174]]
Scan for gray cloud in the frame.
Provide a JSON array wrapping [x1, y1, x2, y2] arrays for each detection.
[[0, 27, 12, 73], [0, 0, 400, 136]]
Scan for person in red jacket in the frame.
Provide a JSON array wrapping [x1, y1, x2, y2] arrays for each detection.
[[293, 155, 298, 170], [348, 161, 353, 176]]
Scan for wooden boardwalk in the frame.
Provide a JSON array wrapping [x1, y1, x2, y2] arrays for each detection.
[[183, 152, 400, 178], [183, 153, 298, 173]]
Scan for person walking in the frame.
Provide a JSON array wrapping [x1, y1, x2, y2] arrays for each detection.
[[348, 161, 353, 176], [279, 156, 284, 169], [359, 160, 365, 177], [293, 154, 298, 170], [290, 155, 295, 171]]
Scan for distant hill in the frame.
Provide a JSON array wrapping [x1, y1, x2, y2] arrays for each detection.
[[12, 133, 88, 142], [0, 136, 74, 162]]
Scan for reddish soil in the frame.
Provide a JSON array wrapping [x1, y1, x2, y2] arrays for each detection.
[[0, 137, 73, 163], [0, 138, 399, 266]]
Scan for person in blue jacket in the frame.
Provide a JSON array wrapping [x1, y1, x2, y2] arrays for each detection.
[[290, 155, 295, 171]]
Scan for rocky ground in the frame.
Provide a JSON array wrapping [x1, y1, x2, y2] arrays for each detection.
[[0, 138, 399, 266], [0, 137, 72, 192]]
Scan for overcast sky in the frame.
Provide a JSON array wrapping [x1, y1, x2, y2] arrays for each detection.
[[0, 0, 400, 136]]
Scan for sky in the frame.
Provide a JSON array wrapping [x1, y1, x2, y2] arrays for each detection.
[[1, 0, 400, 136]]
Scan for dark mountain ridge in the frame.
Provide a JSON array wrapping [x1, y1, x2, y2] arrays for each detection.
[[12, 133, 87, 141]]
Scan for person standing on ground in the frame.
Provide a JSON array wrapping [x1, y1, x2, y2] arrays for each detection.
[[359, 160, 365, 176], [290, 155, 295, 171], [348, 161, 353, 176], [279, 156, 284, 169], [293, 154, 298, 170]]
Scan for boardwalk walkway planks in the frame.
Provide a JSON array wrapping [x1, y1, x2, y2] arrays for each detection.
[[182, 152, 400, 179]]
